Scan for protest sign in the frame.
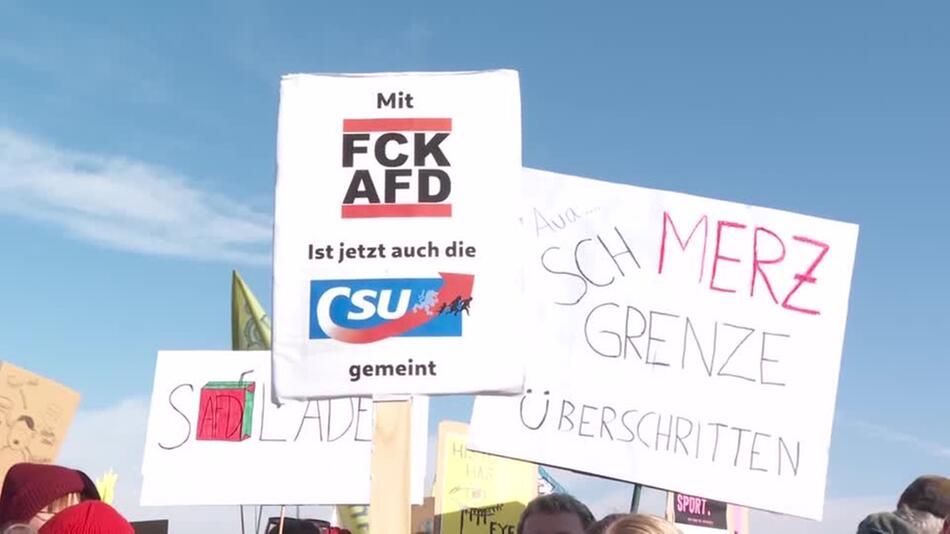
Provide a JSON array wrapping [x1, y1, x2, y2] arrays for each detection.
[[434, 421, 536, 534], [272, 70, 526, 399], [665, 492, 749, 534], [0, 362, 80, 483], [140, 351, 429, 505], [469, 168, 859, 519]]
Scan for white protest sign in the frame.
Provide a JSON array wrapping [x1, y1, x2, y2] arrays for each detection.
[[272, 70, 526, 399], [140, 351, 429, 506], [469, 168, 859, 520]]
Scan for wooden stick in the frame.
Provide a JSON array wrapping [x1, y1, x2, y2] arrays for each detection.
[[278, 505, 286, 534], [240, 505, 246, 534], [369, 399, 413, 534]]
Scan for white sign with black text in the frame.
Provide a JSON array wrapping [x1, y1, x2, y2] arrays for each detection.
[[469, 168, 859, 520]]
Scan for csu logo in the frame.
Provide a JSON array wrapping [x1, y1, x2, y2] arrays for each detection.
[[310, 273, 474, 344]]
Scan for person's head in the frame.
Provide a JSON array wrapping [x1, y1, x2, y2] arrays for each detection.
[[586, 513, 625, 534], [0, 464, 100, 531], [518, 494, 594, 534], [36, 501, 133, 534], [894, 475, 950, 534], [603, 514, 680, 534]]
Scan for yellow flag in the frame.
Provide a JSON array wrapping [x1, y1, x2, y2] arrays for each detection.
[[95, 469, 118, 505], [337, 505, 370, 534], [231, 272, 368, 531], [231, 270, 271, 350]]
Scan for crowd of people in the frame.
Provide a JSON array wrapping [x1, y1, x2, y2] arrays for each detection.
[[513, 475, 950, 534], [0, 462, 946, 533]]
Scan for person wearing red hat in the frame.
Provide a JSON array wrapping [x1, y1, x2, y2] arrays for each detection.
[[37, 501, 133, 534], [0, 463, 100, 531]]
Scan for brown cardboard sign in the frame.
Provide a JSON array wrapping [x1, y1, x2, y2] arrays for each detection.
[[0, 362, 80, 483]]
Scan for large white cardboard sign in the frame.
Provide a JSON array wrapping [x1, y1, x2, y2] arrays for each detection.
[[469, 168, 859, 520], [272, 70, 526, 399], [140, 351, 429, 506]]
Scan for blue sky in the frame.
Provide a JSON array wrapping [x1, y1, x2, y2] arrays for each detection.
[[1, 1, 948, 530]]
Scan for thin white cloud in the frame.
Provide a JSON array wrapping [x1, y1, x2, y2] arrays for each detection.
[[845, 419, 950, 461], [0, 129, 272, 265]]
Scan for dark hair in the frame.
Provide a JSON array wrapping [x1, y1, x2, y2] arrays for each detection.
[[587, 513, 626, 534], [517, 494, 595, 534]]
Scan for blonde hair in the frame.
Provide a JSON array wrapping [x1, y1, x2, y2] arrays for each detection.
[[604, 514, 681, 534], [38, 492, 82, 515]]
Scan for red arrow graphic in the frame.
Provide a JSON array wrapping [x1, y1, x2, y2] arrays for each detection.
[[327, 272, 474, 344]]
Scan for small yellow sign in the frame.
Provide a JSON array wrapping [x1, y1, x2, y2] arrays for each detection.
[[435, 422, 537, 534]]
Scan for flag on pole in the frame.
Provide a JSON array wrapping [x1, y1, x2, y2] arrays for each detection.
[[232, 270, 271, 351]]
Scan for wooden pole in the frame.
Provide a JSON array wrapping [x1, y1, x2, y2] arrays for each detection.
[[240, 505, 246, 534], [369, 399, 413, 534], [278, 505, 286, 534]]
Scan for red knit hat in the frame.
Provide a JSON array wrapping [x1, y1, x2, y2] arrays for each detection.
[[38, 501, 133, 534], [0, 463, 101, 525]]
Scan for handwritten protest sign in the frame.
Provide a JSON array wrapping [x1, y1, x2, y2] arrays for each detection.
[[434, 421, 536, 534], [0, 361, 80, 483], [272, 70, 526, 399], [140, 351, 429, 505], [469, 168, 859, 520]]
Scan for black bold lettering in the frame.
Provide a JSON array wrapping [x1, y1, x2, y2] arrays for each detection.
[[343, 170, 380, 204], [342, 134, 370, 167], [374, 133, 408, 167], [418, 169, 451, 202], [384, 169, 412, 203], [414, 132, 450, 166]]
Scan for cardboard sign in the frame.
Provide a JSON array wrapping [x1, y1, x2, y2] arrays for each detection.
[[469, 168, 859, 520], [434, 421, 536, 534], [0, 362, 80, 483], [140, 351, 429, 505], [272, 70, 526, 399]]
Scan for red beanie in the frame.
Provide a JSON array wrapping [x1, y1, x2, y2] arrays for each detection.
[[38, 501, 133, 534], [0, 463, 101, 525]]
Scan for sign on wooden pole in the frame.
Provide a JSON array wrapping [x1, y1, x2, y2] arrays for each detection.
[[369, 399, 414, 534]]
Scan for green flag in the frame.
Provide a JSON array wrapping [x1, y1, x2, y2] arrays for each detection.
[[231, 270, 271, 351]]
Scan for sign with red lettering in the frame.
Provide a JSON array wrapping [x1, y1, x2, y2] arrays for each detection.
[[469, 168, 859, 520], [272, 71, 526, 399]]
